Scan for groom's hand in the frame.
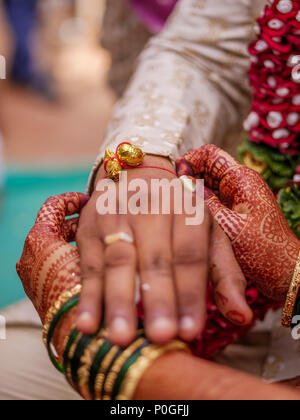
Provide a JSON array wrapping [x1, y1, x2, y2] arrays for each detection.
[[76, 154, 253, 347]]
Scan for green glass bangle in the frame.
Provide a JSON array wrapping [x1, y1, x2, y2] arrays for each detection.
[[101, 332, 145, 400], [46, 294, 80, 373], [112, 340, 149, 400], [63, 328, 79, 375], [70, 333, 95, 391], [89, 340, 116, 400]]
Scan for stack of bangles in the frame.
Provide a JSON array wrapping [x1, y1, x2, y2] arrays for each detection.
[[283, 252, 300, 329], [43, 285, 190, 401]]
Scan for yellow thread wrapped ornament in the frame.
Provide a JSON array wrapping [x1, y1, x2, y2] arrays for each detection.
[[104, 143, 146, 181]]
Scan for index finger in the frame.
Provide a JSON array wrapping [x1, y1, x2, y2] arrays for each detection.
[[176, 145, 272, 210], [176, 145, 239, 183], [36, 192, 89, 230]]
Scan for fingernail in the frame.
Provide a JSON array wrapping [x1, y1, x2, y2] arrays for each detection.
[[180, 316, 196, 332], [111, 317, 129, 334], [227, 311, 246, 326], [77, 312, 94, 329], [151, 317, 173, 332]]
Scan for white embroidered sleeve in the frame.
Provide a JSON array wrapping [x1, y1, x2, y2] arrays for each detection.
[[88, 0, 258, 192]]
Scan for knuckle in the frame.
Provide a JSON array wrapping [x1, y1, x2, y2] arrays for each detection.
[[105, 247, 135, 269], [142, 254, 172, 275], [76, 227, 94, 246], [174, 246, 207, 266], [81, 263, 104, 279], [44, 195, 56, 204], [44, 195, 60, 208], [217, 269, 246, 288], [180, 292, 200, 308]]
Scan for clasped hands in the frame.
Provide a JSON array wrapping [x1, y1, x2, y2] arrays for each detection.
[[17, 146, 300, 348]]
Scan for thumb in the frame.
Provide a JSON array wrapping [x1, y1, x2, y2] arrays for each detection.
[[205, 187, 247, 242]]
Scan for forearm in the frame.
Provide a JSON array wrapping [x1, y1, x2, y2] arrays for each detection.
[[53, 312, 300, 400], [135, 352, 300, 400], [88, 0, 255, 193]]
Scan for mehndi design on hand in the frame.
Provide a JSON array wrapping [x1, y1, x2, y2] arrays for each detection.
[[176, 144, 300, 302], [16, 192, 89, 323]]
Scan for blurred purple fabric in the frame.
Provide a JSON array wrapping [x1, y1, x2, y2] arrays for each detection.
[[127, 0, 178, 33]]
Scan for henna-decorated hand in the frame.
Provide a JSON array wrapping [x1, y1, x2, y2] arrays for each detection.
[[176, 145, 300, 302], [16, 192, 89, 323], [16, 185, 253, 347]]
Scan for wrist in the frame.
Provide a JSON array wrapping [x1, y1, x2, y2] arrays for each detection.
[[52, 310, 77, 363], [94, 154, 175, 186]]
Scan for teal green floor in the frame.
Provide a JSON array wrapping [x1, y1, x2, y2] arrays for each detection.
[[0, 167, 90, 309]]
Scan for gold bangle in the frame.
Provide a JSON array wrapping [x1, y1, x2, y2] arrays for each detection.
[[117, 340, 190, 401], [65, 332, 83, 388], [78, 331, 107, 400], [282, 253, 300, 327], [42, 285, 82, 346], [94, 328, 145, 400], [103, 337, 147, 400], [94, 345, 120, 400]]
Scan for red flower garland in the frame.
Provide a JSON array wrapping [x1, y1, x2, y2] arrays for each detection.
[[245, 0, 300, 155]]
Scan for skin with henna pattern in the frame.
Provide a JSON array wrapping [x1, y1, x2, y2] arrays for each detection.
[[16, 193, 88, 323], [176, 145, 300, 302]]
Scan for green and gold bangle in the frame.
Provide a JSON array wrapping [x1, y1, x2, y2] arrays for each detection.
[[77, 333, 107, 400], [92, 329, 145, 400], [93, 342, 121, 400], [111, 340, 149, 400], [117, 340, 190, 400], [103, 336, 147, 400], [43, 287, 81, 373], [63, 325, 189, 401], [63, 328, 80, 386], [68, 332, 98, 391]]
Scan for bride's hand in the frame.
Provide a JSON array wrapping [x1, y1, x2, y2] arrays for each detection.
[[177, 145, 300, 302], [16, 193, 88, 323]]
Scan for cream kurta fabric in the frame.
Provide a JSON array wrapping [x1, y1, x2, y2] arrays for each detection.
[[88, 0, 263, 193]]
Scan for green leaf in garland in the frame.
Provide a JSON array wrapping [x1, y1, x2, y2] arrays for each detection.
[[278, 185, 300, 239]]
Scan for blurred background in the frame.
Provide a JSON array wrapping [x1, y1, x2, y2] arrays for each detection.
[[0, 0, 152, 308]]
